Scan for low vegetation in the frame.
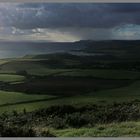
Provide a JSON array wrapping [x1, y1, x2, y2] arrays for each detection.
[[0, 102, 140, 137]]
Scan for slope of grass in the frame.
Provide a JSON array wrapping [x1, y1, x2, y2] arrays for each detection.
[[97, 80, 140, 97], [1, 57, 140, 79], [0, 60, 72, 76], [1, 58, 140, 113], [0, 61, 44, 73], [1, 80, 140, 113], [0, 74, 25, 82], [27, 68, 71, 76], [0, 90, 55, 111], [53, 121, 140, 137], [0, 59, 9, 65], [55, 69, 140, 80]]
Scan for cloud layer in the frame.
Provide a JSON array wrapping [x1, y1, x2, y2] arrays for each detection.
[[0, 3, 140, 41]]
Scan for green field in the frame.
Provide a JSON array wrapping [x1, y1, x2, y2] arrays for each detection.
[[0, 60, 72, 76], [0, 74, 25, 82], [0, 56, 140, 113], [55, 69, 140, 80], [0, 79, 140, 113]]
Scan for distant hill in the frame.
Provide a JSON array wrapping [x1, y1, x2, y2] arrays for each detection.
[[74, 40, 140, 60], [0, 40, 140, 59], [77, 40, 140, 50]]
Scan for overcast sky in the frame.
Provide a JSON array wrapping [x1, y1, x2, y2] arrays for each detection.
[[0, 3, 140, 42]]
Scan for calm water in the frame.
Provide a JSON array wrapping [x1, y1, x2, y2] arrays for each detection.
[[0, 41, 86, 58], [0, 41, 104, 59]]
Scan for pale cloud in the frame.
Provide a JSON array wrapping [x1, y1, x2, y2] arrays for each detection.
[[1, 25, 140, 42], [22, 28, 80, 42], [112, 24, 140, 40], [0, 27, 80, 42]]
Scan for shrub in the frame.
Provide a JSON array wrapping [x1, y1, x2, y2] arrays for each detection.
[[0, 125, 36, 137], [40, 129, 56, 137], [16, 70, 28, 76], [66, 112, 89, 128], [0, 102, 140, 132], [50, 116, 66, 129], [12, 110, 18, 117]]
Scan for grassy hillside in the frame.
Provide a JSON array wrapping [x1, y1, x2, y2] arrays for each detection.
[[0, 90, 54, 108], [1, 80, 140, 113], [55, 69, 140, 80], [53, 121, 140, 137], [0, 53, 139, 114], [0, 74, 25, 82]]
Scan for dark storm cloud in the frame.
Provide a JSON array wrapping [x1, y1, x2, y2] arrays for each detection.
[[2, 3, 140, 29], [102, 3, 140, 13], [1, 3, 140, 42]]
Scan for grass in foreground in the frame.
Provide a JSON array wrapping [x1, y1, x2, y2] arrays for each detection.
[[53, 121, 140, 137], [0, 102, 140, 137]]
